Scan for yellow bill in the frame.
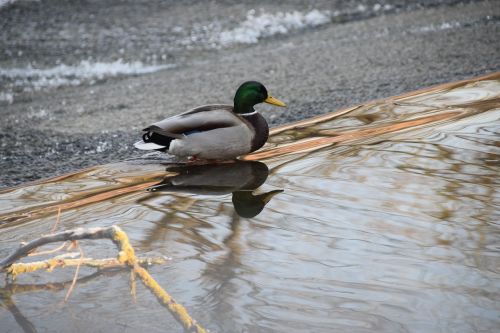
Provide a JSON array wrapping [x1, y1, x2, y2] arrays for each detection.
[[265, 95, 287, 107], [262, 189, 284, 203]]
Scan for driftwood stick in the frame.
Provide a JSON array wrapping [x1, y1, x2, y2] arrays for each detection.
[[1, 225, 209, 333], [1, 227, 114, 270], [110, 227, 208, 333]]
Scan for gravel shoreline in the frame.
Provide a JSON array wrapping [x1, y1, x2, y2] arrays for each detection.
[[1, 0, 499, 188]]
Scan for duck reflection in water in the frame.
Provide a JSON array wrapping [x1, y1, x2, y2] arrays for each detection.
[[148, 160, 283, 218]]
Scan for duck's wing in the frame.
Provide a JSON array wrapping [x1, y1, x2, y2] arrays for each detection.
[[147, 104, 236, 134], [135, 104, 237, 150]]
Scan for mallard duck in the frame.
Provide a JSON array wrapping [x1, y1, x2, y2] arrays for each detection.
[[134, 81, 286, 160]]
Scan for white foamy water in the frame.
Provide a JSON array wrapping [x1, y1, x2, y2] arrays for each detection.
[[0, 60, 173, 102], [0, 91, 14, 104], [1, 59, 172, 84], [413, 21, 461, 33], [0, 9, 330, 101], [0, 0, 15, 9], [219, 9, 331, 45]]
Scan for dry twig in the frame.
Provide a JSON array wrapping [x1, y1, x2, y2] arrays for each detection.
[[130, 270, 137, 302], [50, 207, 62, 233], [64, 242, 83, 302], [27, 241, 68, 257]]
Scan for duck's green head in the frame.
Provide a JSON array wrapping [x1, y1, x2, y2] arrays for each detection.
[[234, 81, 286, 114]]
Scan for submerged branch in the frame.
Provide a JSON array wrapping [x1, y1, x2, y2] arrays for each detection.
[[0, 291, 37, 333], [1, 225, 209, 333]]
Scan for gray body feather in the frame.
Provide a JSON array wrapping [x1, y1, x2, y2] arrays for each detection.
[[135, 104, 261, 160]]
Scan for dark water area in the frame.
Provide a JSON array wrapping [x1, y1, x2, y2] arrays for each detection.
[[0, 0, 499, 187], [0, 74, 499, 332]]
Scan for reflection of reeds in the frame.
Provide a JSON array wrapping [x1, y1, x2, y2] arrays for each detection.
[[0, 173, 166, 229], [244, 111, 464, 160], [1, 226, 208, 333], [245, 72, 500, 162]]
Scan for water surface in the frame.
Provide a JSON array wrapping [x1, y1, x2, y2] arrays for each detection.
[[0, 73, 499, 332]]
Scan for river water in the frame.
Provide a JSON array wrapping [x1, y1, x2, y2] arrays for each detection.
[[0, 74, 499, 332]]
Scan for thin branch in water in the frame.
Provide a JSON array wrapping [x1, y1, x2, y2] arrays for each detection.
[[2, 268, 137, 297], [67, 240, 78, 251], [130, 270, 137, 303], [28, 242, 68, 257], [50, 207, 62, 233], [0, 228, 112, 269], [0, 226, 209, 333], [28, 208, 65, 257], [64, 242, 83, 302]]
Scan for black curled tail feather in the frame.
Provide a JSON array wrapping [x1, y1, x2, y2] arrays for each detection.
[[142, 131, 173, 151]]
